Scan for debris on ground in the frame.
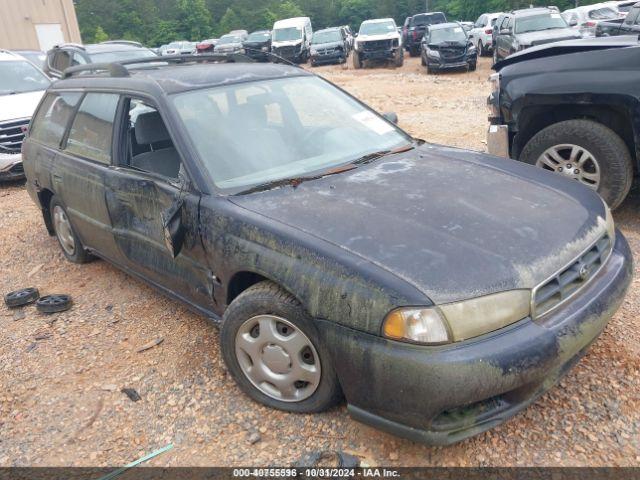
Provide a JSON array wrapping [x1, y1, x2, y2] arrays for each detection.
[[136, 337, 164, 353], [4, 287, 39, 308], [121, 388, 142, 402], [97, 443, 173, 480], [36, 294, 73, 314], [294, 450, 360, 468], [246, 431, 261, 445]]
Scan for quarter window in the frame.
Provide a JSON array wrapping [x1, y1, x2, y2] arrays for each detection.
[[29, 92, 82, 148], [66, 93, 119, 164]]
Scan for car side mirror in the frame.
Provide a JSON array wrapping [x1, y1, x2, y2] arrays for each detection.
[[383, 112, 398, 124]]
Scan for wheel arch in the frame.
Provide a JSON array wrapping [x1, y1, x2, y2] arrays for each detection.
[[37, 188, 55, 235], [513, 104, 636, 171]]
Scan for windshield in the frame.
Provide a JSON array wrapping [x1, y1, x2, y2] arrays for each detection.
[[515, 13, 568, 33], [589, 7, 618, 19], [247, 32, 270, 42], [619, 3, 635, 12], [18, 51, 46, 68], [273, 27, 303, 42], [312, 30, 342, 44], [0, 60, 50, 95], [413, 13, 446, 26], [359, 21, 396, 35], [219, 35, 241, 45], [173, 76, 411, 192], [429, 26, 467, 43], [91, 49, 157, 63]]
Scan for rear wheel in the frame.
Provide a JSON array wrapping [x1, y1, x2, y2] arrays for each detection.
[[220, 281, 342, 413], [50, 196, 91, 264], [520, 119, 633, 209]]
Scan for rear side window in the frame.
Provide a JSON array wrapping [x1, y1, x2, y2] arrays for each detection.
[[65, 93, 120, 164], [30, 92, 82, 148]]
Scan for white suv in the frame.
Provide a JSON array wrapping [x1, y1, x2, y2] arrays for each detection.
[[0, 50, 50, 181], [468, 12, 502, 56]]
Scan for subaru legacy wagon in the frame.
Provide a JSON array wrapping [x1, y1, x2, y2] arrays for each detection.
[[22, 56, 631, 445]]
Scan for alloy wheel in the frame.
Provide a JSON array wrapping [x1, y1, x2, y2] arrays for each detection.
[[235, 315, 321, 402], [536, 144, 601, 190], [53, 205, 76, 255]]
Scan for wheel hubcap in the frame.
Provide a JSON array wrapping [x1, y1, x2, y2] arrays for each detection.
[[53, 205, 75, 255], [536, 144, 600, 190], [235, 315, 321, 402]]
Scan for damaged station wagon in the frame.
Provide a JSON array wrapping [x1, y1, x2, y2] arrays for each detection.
[[23, 55, 631, 445]]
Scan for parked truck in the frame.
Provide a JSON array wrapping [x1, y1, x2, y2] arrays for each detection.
[[271, 17, 313, 63], [596, 2, 640, 36]]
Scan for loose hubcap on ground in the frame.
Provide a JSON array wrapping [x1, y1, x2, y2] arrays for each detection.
[[235, 315, 321, 402], [53, 205, 75, 255], [536, 144, 600, 190]]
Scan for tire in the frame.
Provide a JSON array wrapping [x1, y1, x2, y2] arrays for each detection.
[[426, 64, 436, 75], [220, 281, 342, 413], [394, 49, 404, 67], [478, 40, 485, 56], [36, 294, 73, 313], [409, 46, 420, 57], [4, 287, 39, 308], [469, 61, 477, 72], [421, 52, 426, 66], [520, 119, 633, 209], [50, 196, 91, 264], [352, 52, 362, 69]]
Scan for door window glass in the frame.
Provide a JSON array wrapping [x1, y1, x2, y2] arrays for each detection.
[[29, 92, 82, 148], [53, 50, 71, 71], [66, 93, 119, 164]]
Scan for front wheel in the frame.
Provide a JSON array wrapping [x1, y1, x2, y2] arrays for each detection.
[[352, 52, 362, 69], [520, 119, 633, 209], [220, 281, 342, 413]]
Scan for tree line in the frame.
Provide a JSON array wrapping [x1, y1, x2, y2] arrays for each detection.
[[76, 0, 604, 46]]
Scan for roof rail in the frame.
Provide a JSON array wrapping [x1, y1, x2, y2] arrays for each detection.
[[100, 40, 143, 47], [54, 42, 85, 50], [61, 53, 258, 79]]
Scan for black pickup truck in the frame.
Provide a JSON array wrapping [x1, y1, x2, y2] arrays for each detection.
[[597, 2, 640, 36], [488, 36, 640, 209], [404, 12, 447, 56]]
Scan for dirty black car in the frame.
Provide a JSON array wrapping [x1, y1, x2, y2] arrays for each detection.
[[309, 27, 349, 66], [421, 22, 477, 73], [23, 56, 631, 445], [242, 30, 272, 62]]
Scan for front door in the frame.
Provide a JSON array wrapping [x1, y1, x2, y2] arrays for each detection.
[[104, 98, 215, 310]]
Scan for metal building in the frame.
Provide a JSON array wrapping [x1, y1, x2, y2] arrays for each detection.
[[0, 0, 81, 51]]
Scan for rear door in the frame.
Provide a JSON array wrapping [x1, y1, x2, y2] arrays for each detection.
[[104, 97, 215, 309], [52, 91, 122, 260]]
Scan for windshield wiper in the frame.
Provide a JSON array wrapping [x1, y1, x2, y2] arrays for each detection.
[[351, 143, 416, 165], [238, 164, 357, 195]]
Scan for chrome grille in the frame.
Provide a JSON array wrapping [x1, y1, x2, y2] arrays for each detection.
[[0, 118, 30, 154], [362, 40, 392, 51], [532, 232, 613, 319]]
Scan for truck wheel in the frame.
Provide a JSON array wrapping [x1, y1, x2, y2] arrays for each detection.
[[220, 281, 342, 413], [50, 196, 92, 263], [352, 52, 362, 69], [520, 119, 633, 209], [394, 49, 404, 67]]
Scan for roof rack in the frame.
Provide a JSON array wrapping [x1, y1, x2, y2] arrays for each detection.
[[100, 40, 143, 47], [54, 42, 86, 50], [61, 53, 257, 79]]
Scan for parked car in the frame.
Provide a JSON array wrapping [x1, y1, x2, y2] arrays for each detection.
[[488, 36, 640, 209], [421, 22, 477, 74], [468, 12, 502, 56], [271, 17, 313, 63], [0, 50, 50, 181], [243, 30, 272, 62], [229, 30, 249, 41], [13, 50, 47, 69], [493, 8, 581, 63], [404, 12, 447, 56], [562, 4, 620, 38], [164, 41, 196, 56], [310, 27, 349, 66], [196, 38, 218, 54], [23, 54, 631, 445], [45, 41, 157, 79], [214, 35, 245, 55], [606, 0, 638, 16], [353, 18, 403, 68], [597, 2, 640, 35]]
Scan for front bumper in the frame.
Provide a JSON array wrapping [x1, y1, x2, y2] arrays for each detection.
[[311, 51, 345, 64], [359, 48, 398, 61], [318, 232, 632, 445], [0, 153, 25, 181]]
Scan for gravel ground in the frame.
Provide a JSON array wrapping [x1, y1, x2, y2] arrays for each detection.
[[1, 55, 639, 467]]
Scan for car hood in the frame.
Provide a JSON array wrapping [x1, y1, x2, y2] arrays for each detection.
[[494, 35, 638, 69], [311, 40, 343, 49], [230, 144, 608, 305], [357, 32, 400, 42], [272, 40, 302, 47], [516, 28, 581, 45], [0, 90, 46, 122]]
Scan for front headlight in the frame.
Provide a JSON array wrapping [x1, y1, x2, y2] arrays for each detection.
[[383, 290, 531, 345], [261, 46, 269, 52], [426, 48, 440, 58], [310, 47, 317, 55]]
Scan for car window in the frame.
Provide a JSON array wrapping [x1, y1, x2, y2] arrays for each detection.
[[71, 52, 87, 66], [29, 92, 82, 148], [125, 99, 182, 179], [66, 93, 119, 164], [506, 17, 513, 31], [631, 7, 640, 25], [0, 60, 50, 95], [588, 7, 618, 20], [52, 50, 71, 71]]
